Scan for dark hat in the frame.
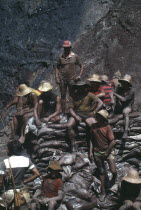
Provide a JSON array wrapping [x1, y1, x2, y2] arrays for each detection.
[[69, 81, 90, 88]]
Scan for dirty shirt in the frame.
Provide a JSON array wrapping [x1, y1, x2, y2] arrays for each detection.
[[57, 52, 82, 81], [41, 178, 63, 198], [69, 92, 98, 117], [91, 123, 114, 152]]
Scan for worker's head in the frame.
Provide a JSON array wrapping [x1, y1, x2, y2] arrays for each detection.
[[63, 40, 72, 54], [87, 74, 101, 89], [7, 140, 23, 156], [71, 81, 90, 95], [95, 110, 109, 123], [47, 160, 63, 178], [119, 74, 132, 90], [38, 82, 53, 96]]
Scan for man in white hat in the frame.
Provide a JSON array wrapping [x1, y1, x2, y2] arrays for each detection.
[[55, 40, 84, 113], [89, 109, 117, 201], [118, 168, 141, 210], [34, 81, 61, 125], [114, 74, 135, 139]]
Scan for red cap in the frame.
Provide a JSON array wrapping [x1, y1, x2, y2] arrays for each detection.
[[63, 40, 72, 47]]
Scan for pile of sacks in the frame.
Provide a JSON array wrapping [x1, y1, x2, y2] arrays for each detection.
[[23, 111, 141, 209]]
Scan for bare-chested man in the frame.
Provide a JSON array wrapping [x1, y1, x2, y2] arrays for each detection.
[[114, 75, 134, 139], [34, 82, 61, 125], [1, 84, 37, 143]]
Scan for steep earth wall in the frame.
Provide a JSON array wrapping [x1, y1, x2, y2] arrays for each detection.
[[0, 0, 141, 122]]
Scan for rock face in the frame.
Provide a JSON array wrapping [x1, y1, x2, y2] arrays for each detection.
[[1, 0, 141, 111], [0, 0, 113, 109]]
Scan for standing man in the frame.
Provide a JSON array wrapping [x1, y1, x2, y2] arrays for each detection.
[[55, 40, 84, 113], [0, 140, 40, 208], [89, 110, 117, 201], [114, 75, 135, 139]]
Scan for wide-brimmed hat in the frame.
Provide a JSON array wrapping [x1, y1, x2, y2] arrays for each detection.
[[63, 40, 72, 48], [48, 160, 63, 171], [119, 74, 132, 87], [122, 168, 141, 184], [87, 74, 101, 83], [96, 110, 109, 120], [38, 82, 53, 92], [16, 84, 33, 96], [70, 81, 90, 88], [101, 75, 109, 82]]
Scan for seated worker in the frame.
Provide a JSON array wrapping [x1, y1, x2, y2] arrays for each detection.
[[34, 81, 61, 125], [0, 140, 40, 209], [1, 84, 42, 119], [118, 168, 141, 210], [100, 75, 115, 116], [68, 81, 103, 152], [31, 160, 63, 210], [87, 74, 105, 98], [1, 84, 38, 143], [89, 110, 117, 202], [114, 75, 135, 139]]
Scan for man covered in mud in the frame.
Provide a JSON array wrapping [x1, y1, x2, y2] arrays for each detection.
[[68, 81, 103, 152], [89, 110, 117, 201], [1, 84, 38, 143], [118, 168, 141, 210], [55, 40, 84, 113], [31, 160, 63, 210], [114, 74, 135, 139], [34, 81, 61, 125]]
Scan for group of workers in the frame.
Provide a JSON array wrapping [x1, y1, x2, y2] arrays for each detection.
[[0, 40, 140, 210]]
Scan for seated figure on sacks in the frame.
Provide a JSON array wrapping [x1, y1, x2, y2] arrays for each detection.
[[0, 84, 38, 144], [118, 168, 141, 210], [34, 81, 62, 127], [113, 74, 135, 139], [66, 81, 103, 152], [31, 160, 64, 210]]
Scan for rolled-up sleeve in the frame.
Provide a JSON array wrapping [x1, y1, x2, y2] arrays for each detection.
[[28, 159, 36, 170]]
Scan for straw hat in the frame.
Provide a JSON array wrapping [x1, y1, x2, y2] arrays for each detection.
[[69, 81, 90, 88], [96, 110, 109, 120], [87, 74, 101, 83], [119, 74, 132, 86], [101, 75, 109, 82], [16, 84, 33, 96], [38, 82, 53, 92], [122, 168, 141, 184], [48, 160, 63, 171]]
